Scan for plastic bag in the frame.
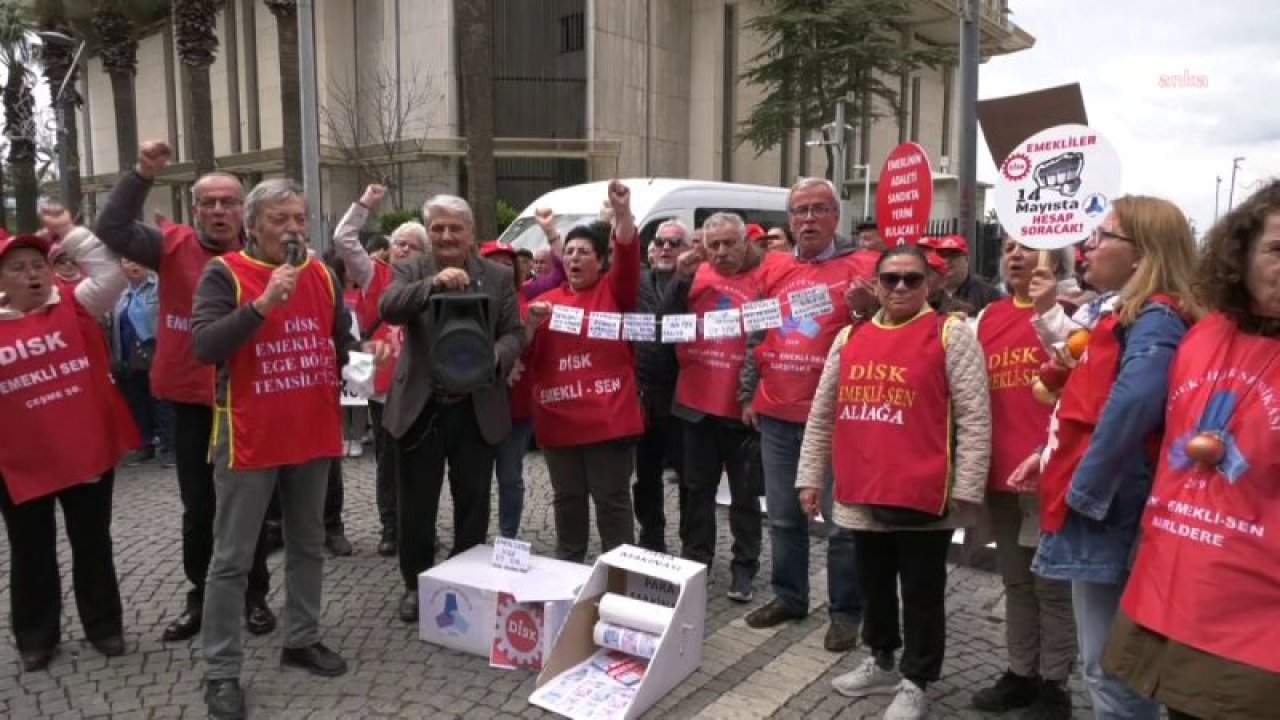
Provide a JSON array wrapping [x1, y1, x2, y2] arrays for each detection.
[[341, 351, 376, 399]]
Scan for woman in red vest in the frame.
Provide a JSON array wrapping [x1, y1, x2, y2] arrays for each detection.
[[0, 232, 137, 671], [1026, 196, 1202, 720], [795, 244, 991, 720], [525, 181, 643, 562], [971, 238, 1077, 718], [1103, 181, 1280, 719]]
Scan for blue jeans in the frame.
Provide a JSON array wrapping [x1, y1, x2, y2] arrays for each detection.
[[1072, 579, 1159, 720], [494, 420, 533, 539], [758, 415, 861, 624]]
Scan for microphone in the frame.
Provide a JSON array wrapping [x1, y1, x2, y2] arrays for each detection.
[[284, 237, 306, 267]]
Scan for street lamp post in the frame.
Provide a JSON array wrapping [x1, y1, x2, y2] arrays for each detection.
[[36, 30, 85, 216], [806, 96, 855, 233], [1228, 156, 1244, 211], [1214, 175, 1221, 223]]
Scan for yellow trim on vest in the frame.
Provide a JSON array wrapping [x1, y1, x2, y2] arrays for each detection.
[[871, 306, 934, 330], [1012, 296, 1035, 309]]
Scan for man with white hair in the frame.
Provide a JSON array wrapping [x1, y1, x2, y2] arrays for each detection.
[[378, 194, 525, 623]]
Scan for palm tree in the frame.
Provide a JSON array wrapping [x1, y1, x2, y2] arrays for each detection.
[[36, 0, 81, 214], [264, 0, 300, 180], [172, 0, 218, 175], [0, 0, 40, 232], [91, 0, 138, 175], [455, 0, 496, 239]]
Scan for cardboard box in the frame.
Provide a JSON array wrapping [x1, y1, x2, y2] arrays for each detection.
[[417, 545, 592, 665], [531, 545, 707, 720]]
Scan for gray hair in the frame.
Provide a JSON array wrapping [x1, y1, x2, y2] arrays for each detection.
[[655, 219, 691, 243], [244, 178, 304, 228], [391, 221, 429, 250], [191, 171, 245, 203], [788, 176, 839, 207], [422, 194, 474, 228], [700, 212, 746, 241]]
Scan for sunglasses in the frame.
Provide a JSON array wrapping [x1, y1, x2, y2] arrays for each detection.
[[878, 272, 926, 291], [651, 238, 685, 249]]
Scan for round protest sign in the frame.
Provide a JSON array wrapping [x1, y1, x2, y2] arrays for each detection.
[[994, 124, 1122, 250], [876, 142, 933, 246]]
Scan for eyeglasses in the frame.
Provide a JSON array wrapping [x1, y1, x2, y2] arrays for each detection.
[[651, 238, 685, 249], [878, 272, 926, 291], [195, 197, 242, 210], [1091, 227, 1133, 244], [788, 204, 837, 219]]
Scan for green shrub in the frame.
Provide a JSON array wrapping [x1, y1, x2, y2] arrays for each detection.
[[379, 208, 423, 235]]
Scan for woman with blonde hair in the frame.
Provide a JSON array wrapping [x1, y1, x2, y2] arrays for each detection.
[[1016, 195, 1202, 720]]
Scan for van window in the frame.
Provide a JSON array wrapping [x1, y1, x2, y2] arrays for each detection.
[[695, 207, 789, 229], [502, 213, 597, 251]]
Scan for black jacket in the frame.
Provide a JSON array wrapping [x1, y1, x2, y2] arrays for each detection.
[[634, 268, 679, 420]]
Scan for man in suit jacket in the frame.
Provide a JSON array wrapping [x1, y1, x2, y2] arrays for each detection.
[[378, 194, 525, 622]]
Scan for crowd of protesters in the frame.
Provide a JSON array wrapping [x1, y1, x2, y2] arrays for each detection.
[[0, 133, 1275, 720]]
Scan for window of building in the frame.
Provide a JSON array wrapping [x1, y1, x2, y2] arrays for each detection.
[[559, 12, 584, 54]]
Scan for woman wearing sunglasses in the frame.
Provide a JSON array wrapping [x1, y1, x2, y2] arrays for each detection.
[[1102, 182, 1280, 719], [1022, 197, 1202, 720], [795, 244, 991, 720]]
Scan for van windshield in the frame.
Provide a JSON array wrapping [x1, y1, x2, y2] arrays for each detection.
[[501, 214, 597, 251]]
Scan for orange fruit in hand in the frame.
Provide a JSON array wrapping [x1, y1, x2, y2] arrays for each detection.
[[1066, 329, 1090, 359]]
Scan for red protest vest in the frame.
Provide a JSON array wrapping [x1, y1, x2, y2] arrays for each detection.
[[213, 252, 343, 469], [0, 288, 139, 504], [978, 298, 1052, 492], [528, 281, 644, 449], [152, 223, 235, 405], [1039, 296, 1183, 532], [753, 250, 878, 423], [675, 263, 762, 420], [1122, 313, 1280, 672], [355, 261, 399, 396], [510, 293, 535, 421], [832, 310, 953, 514]]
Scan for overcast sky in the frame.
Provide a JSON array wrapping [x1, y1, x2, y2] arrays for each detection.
[[977, 0, 1280, 235]]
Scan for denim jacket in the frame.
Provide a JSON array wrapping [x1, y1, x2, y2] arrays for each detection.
[[1032, 302, 1189, 584]]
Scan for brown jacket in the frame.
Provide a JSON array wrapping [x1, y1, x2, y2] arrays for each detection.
[[377, 251, 524, 443]]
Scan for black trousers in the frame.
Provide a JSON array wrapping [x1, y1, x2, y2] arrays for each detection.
[[0, 472, 123, 653], [634, 414, 681, 552], [854, 528, 954, 685], [173, 402, 270, 608], [369, 401, 397, 535], [680, 416, 761, 577], [396, 397, 495, 590], [544, 439, 636, 563], [117, 368, 157, 450]]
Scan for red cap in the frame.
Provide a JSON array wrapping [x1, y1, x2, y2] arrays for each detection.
[[925, 250, 948, 275], [919, 234, 968, 254], [745, 223, 766, 242], [0, 233, 50, 261], [480, 240, 517, 260]]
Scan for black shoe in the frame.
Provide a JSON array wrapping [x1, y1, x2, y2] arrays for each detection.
[[744, 598, 807, 629], [157, 450, 176, 468], [325, 531, 353, 557], [1022, 679, 1072, 720], [823, 618, 859, 652], [90, 634, 126, 657], [726, 570, 754, 604], [161, 607, 201, 642], [638, 532, 667, 555], [972, 670, 1041, 712], [396, 589, 417, 622], [377, 532, 397, 557], [245, 601, 277, 636], [281, 642, 348, 677], [124, 448, 156, 466], [19, 646, 56, 672], [205, 678, 246, 720]]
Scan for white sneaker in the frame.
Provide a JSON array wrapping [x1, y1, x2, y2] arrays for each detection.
[[883, 679, 928, 720], [347, 440, 364, 458], [833, 657, 901, 698]]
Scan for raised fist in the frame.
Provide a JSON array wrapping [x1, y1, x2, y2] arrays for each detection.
[[674, 245, 706, 278], [607, 180, 631, 214], [137, 140, 172, 178], [360, 185, 386, 209]]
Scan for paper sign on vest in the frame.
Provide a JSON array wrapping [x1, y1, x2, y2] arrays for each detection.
[[586, 311, 622, 340], [787, 285, 834, 319], [550, 305, 585, 335], [741, 298, 784, 332], [701, 309, 742, 339], [661, 314, 697, 343], [621, 313, 656, 342]]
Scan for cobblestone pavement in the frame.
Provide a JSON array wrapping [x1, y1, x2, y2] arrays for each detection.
[[1, 451, 1097, 719]]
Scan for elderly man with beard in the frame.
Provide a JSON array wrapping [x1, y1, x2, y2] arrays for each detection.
[[631, 219, 690, 552], [95, 140, 276, 644], [379, 194, 525, 623], [191, 180, 384, 718]]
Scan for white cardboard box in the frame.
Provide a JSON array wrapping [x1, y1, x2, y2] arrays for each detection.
[[417, 545, 592, 662], [532, 545, 708, 720]]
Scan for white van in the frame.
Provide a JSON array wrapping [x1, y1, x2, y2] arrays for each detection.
[[499, 178, 791, 252]]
